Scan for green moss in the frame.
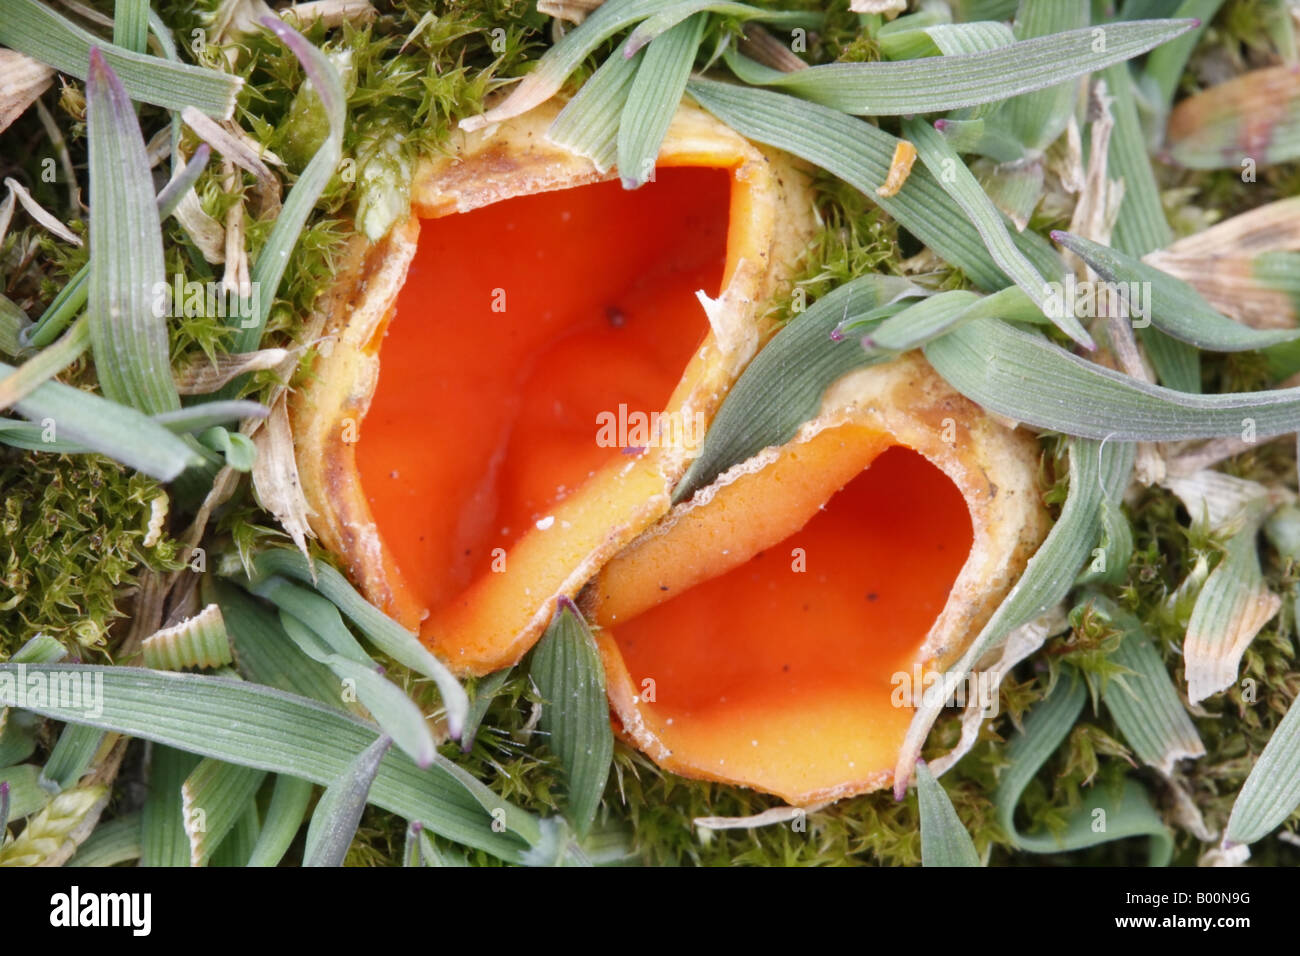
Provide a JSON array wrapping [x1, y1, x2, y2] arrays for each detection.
[[0, 451, 181, 659]]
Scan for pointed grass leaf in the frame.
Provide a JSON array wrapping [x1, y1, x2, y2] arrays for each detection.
[[280, 613, 439, 770], [923, 317, 1300, 441], [917, 762, 980, 866], [1227, 689, 1300, 845], [39, 723, 104, 793], [903, 118, 1088, 347], [459, 0, 817, 130], [141, 745, 199, 867], [24, 144, 212, 353], [0, 0, 241, 118], [246, 548, 468, 739], [719, 20, 1196, 116], [993, 670, 1174, 865], [182, 758, 266, 867], [0, 663, 536, 861], [246, 774, 314, 867], [548, 46, 643, 173], [686, 80, 1062, 291], [1086, 595, 1206, 774], [1184, 506, 1281, 704], [209, 579, 350, 710], [674, 274, 921, 503], [462, 666, 513, 753], [530, 599, 613, 839], [617, 13, 706, 188], [0, 359, 204, 480], [230, 18, 346, 356], [304, 734, 390, 867], [1052, 232, 1300, 351]]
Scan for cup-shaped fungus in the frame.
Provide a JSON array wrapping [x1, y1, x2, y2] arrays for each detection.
[[580, 354, 1049, 805], [292, 99, 817, 675]]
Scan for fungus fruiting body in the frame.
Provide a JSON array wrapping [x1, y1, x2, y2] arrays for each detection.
[[584, 355, 1047, 803], [295, 102, 1047, 805], [293, 100, 817, 675]]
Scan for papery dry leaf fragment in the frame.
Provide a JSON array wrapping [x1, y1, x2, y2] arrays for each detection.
[[537, 0, 605, 25], [1165, 63, 1300, 169], [174, 347, 291, 394], [0, 177, 82, 247], [850, 0, 906, 14], [252, 395, 316, 560], [0, 50, 54, 135]]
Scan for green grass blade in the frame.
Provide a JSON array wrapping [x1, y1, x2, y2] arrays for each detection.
[[0, 0, 241, 118], [0, 317, 90, 412], [862, 290, 983, 352], [304, 734, 390, 866], [246, 775, 313, 867], [617, 13, 705, 188], [246, 549, 469, 739], [210, 579, 357, 710], [530, 599, 614, 839], [1053, 231, 1300, 350], [625, 3, 812, 53], [461, 666, 513, 753], [1, 359, 204, 480], [69, 813, 142, 866], [674, 274, 919, 503], [917, 762, 980, 866], [140, 745, 199, 866], [460, 0, 814, 130], [910, 21, 1015, 56], [1088, 596, 1206, 773], [77, 36, 182, 416], [39, 723, 104, 792], [12, 635, 68, 664], [1142, 0, 1224, 111], [0, 663, 537, 861], [113, 0, 150, 53], [1140, 326, 1202, 393], [904, 118, 1089, 346], [924, 317, 1300, 440], [993, 670, 1173, 865], [253, 577, 371, 665], [230, 17, 345, 356], [721, 20, 1195, 115], [997, 1, 1088, 150], [152, 401, 268, 434], [25, 144, 212, 352], [1226, 689, 1300, 845], [209, 802, 260, 866], [547, 46, 643, 173], [182, 758, 267, 867], [688, 79, 1063, 290], [1184, 506, 1278, 703], [280, 613, 439, 770], [1100, 61, 1177, 261]]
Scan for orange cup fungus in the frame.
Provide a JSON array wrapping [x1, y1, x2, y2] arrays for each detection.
[[293, 100, 1048, 804], [293, 99, 817, 672], [582, 355, 1047, 803]]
